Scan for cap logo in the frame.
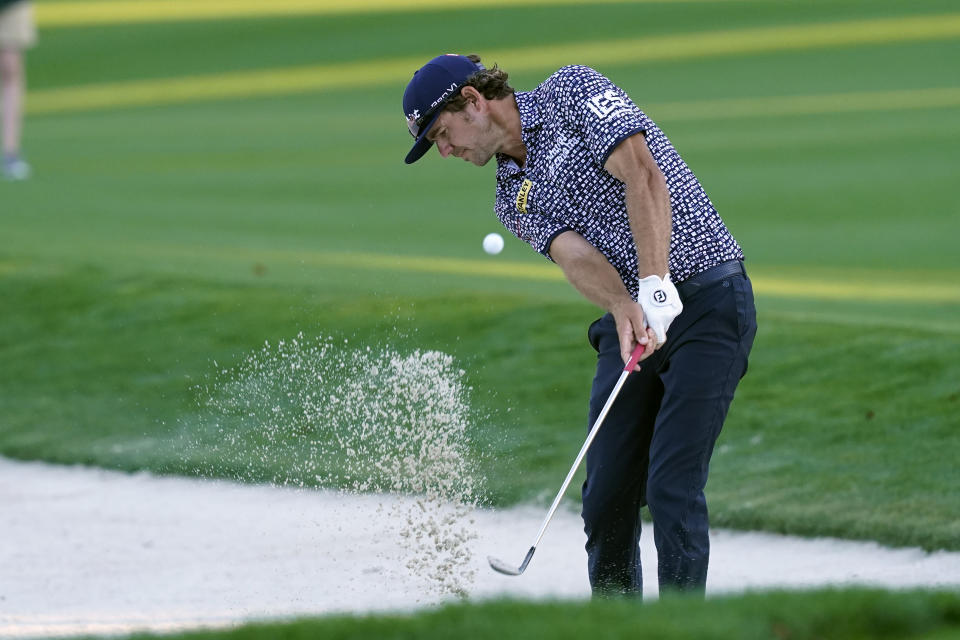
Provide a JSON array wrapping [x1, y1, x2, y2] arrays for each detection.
[[430, 82, 460, 110], [407, 81, 466, 139]]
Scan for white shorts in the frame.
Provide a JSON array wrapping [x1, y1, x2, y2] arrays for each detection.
[[0, 1, 37, 51]]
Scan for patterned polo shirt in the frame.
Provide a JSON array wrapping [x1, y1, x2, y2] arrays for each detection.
[[494, 65, 743, 297]]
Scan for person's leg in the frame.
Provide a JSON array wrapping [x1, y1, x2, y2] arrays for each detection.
[[1, 48, 24, 158], [1, 1, 36, 179], [645, 274, 757, 595], [1, 47, 30, 179], [581, 313, 663, 597]]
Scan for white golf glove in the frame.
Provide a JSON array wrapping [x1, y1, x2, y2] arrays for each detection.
[[636, 273, 683, 345]]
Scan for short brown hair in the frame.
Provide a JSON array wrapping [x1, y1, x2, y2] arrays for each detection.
[[444, 54, 515, 112]]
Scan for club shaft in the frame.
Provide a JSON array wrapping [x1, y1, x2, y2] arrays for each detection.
[[527, 365, 632, 550]]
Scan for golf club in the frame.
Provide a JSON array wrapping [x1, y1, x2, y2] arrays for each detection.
[[488, 340, 648, 576]]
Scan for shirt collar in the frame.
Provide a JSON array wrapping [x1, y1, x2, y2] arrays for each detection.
[[515, 90, 543, 134], [497, 91, 542, 177]]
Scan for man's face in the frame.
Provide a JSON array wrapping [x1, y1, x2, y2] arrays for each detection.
[[426, 106, 498, 167]]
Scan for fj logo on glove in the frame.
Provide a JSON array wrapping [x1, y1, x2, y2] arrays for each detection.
[[653, 290, 667, 304]]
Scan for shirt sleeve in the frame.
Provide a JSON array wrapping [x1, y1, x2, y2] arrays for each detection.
[[551, 65, 649, 167]]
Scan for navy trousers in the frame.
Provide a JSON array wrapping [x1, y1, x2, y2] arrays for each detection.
[[581, 269, 757, 597]]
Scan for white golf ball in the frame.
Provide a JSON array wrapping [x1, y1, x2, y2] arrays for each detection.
[[482, 232, 504, 255]]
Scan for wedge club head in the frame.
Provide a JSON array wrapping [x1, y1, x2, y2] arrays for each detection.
[[488, 546, 536, 576]]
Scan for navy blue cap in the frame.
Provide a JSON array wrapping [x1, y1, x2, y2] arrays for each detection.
[[403, 54, 484, 164]]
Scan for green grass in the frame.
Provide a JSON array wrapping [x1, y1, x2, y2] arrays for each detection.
[[3, 0, 959, 562], [3, 262, 958, 548], [28, 0, 960, 88], [140, 589, 960, 640]]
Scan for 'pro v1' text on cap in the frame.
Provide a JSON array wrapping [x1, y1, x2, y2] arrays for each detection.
[[403, 54, 483, 164]]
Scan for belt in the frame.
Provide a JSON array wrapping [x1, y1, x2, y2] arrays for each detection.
[[675, 260, 746, 299]]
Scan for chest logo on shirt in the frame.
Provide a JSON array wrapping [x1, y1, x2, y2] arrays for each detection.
[[586, 89, 630, 120], [515, 179, 533, 214]]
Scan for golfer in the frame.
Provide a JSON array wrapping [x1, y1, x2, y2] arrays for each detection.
[[402, 54, 757, 596]]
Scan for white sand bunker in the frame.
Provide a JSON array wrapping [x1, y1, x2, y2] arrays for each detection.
[[2, 457, 960, 639]]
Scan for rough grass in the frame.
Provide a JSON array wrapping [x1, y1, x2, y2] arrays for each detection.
[[1, 266, 957, 549], [138, 589, 960, 640]]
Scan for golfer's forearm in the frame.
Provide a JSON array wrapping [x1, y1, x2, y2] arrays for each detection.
[[604, 133, 672, 278], [624, 175, 671, 278], [550, 231, 634, 313]]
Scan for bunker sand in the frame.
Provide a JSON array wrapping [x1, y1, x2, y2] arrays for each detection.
[[2, 457, 960, 638]]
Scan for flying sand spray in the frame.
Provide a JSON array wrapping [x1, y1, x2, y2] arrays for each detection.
[[184, 333, 483, 596]]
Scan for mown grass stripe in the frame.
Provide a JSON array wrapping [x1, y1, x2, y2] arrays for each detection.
[[26, 14, 960, 115], [651, 87, 960, 121], [310, 252, 960, 303], [10, 246, 956, 304], [500, 13, 960, 70], [140, 244, 960, 304], [26, 59, 410, 115], [35, 0, 735, 28]]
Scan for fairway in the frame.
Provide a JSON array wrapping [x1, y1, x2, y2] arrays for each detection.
[[24, 13, 960, 114], [1, 0, 960, 635]]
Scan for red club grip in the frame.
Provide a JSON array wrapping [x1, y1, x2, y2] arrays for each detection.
[[623, 342, 646, 372]]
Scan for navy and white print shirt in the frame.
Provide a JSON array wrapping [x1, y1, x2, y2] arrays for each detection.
[[495, 65, 743, 297]]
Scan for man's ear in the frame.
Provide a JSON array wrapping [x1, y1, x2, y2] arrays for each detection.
[[460, 85, 484, 110]]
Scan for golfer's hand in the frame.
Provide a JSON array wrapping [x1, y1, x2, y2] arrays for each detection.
[[636, 273, 683, 346], [612, 301, 657, 371]]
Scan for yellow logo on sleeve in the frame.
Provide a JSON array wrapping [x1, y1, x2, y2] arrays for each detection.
[[515, 179, 533, 214]]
